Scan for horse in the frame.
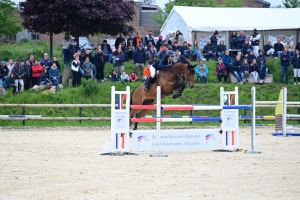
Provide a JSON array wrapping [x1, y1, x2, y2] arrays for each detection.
[[130, 57, 196, 131]]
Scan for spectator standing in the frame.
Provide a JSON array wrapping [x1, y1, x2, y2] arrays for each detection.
[[23, 59, 32, 90], [108, 70, 118, 82], [1, 73, 16, 90], [81, 50, 94, 64], [28, 55, 34, 66], [146, 46, 157, 65], [0, 61, 9, 86], [274, 38, 284, 58], [165, 34, 172, 46], [203, 40, 215, 61], [230, 31, 238, 49], [232, 56, 244, 84], [291, 49, 300, 85], [12, 59, 25, 92], [210, 31, 219, 49], [133, 44, 147, 78], [62, 34, 71, 65], [280, 48, 291, 84], [101, 40, 113, 63], [144, 31, 156, 47], [284, 39, 295, 57], [7, 59, 14, 75], [191, 40, 203, 61], [195, 60, 208, 84], [68, 38, 78, 59], [237, 31, 246, 49], [115, 33, 126, 49], [52, 56, 61, 72], [41, 53, 52, 73], [296, 42, 300, 51], [49, 62, 60, 91], [174, 30, 184, 44], [250, 29, 260, 57], [129, 71, 138, 82], [156, 35, 163, 52], [258, 58, 267, 84], [241, 40, 253, 58], [222, 50, 232, 74], [217, 40, 227, 59], [242, 59, 250, 82], [126, 42, 135, 61], [180, 41, 190, 58], [71, 55, 81, 87], [143, 65, 150, 82], [133, 33, 143, 48], [120, 70, 129, 83], [94, 48, 106, 81], [82, 57, 93, 80], [114, 46, 126, 75], [173, 49, 181, 62], [264, 40, 275, 57], [247, 50, 256, 64], [250, 59, 259, 83], [31, 60, 43, 86], [216, 58, 228, 83], [127, 34, 134, 46]]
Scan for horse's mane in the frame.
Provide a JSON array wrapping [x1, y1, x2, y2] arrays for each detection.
[[176, 55, 190, 65]]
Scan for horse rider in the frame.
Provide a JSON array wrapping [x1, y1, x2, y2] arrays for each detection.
[[144, 50, 175, 91]]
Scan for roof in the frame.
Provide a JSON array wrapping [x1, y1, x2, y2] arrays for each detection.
[[161, 6, 300, 32]]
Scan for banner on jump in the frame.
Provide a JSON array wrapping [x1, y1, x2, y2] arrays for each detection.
[[131, 129, 219, 151]]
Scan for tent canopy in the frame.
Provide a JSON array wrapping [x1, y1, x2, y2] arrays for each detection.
[[161, 6, 300, 33]]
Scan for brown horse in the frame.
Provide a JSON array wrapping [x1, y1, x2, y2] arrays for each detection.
[[130, 59, 195, 130]]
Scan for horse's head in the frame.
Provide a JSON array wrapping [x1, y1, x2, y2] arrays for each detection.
[[174, 57, 195, 88]]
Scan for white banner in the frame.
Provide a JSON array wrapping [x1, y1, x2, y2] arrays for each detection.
[[131, 129, 219, 151]]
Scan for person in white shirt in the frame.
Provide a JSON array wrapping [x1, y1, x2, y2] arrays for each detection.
[[62, 34, 71, 65], [250, 29, 260, 57]]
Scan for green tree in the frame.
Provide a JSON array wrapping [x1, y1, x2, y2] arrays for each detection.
[[282, 0, 300, 7], [221, 0, 244, 7], [0, 0, 23, 42], [151, 0, 218, 28]]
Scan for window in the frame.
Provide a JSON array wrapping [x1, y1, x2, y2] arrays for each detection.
[[140, 5, 158, 27], [31, 34, 39, 40]]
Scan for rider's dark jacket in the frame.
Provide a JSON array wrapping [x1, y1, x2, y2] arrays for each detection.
[[158, 57, 174, 70]]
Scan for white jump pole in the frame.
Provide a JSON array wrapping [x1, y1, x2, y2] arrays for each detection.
[[282, 87, 287, 137], [150, 86, 167, 157], [245, 86, 261, 154]]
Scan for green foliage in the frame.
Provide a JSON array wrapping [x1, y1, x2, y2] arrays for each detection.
[[81, 78, 100, 96], [0, 0, 23, 38], [221, 0, 244, 7], [282, 0, 300, 7], [204, 0, 218, 7], [19, 38, 30, 43]]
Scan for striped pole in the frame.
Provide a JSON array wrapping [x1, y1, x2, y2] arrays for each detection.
[[131, 117, 222, 123]]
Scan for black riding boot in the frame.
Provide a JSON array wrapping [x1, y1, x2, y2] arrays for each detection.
[[144, 77, 153, 91]]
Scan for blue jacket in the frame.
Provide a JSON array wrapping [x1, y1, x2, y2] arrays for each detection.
[[40, 73, 48, 82], [157, 50, 167, 59], [232, 59, 243, 73], [101, 44, 112, 54], [114, 52, 125, 66], [222, 55, 231, 66], [158, 57, 174, 69], [291, 55, 300, 69], [1, 76, 15, 89], [263, 44, 273, 52], [258, 62, 266, 73], [133, 49, 146, 64], [49, 66, 60, 80], [247, 54, 256, 64], [195, 64, 208, 76], [41, 58, 52, 67], [280, 52, 291, 67], [172, 45, 181, 52], [242, 45, 253, 55], [237, 35, 246, 48]]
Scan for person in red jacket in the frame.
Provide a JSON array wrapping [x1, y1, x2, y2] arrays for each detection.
[[31, 59, 43, 86], [215, 58, 228, 83], [129, 71, 138, 82]]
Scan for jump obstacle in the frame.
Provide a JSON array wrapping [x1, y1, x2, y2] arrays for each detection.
[[101, 86, 261, 156]]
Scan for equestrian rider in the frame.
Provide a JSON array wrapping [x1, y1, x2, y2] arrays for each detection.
[[144, 50, 175, 91]]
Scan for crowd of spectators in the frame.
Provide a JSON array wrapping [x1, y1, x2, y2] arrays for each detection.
[[1, 29, 300, 95]]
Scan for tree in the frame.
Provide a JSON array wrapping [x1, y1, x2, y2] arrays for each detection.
[[140, 0, 156, 4], [221, 0, 244, 7], [20, 0, 136, 58], [0, 0, 23, 42], [282, 0, 300, 7]]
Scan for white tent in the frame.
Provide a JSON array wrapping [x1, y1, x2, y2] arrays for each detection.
[[160, 6, 300, 49]]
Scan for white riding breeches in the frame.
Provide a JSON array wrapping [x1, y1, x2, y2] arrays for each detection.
[[150, 65, 156, 78]]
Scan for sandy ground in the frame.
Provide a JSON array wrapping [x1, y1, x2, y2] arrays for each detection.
[[0, 127, 300, 200]]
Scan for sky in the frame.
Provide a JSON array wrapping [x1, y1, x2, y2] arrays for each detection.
[[12, 0, 284, 8]]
